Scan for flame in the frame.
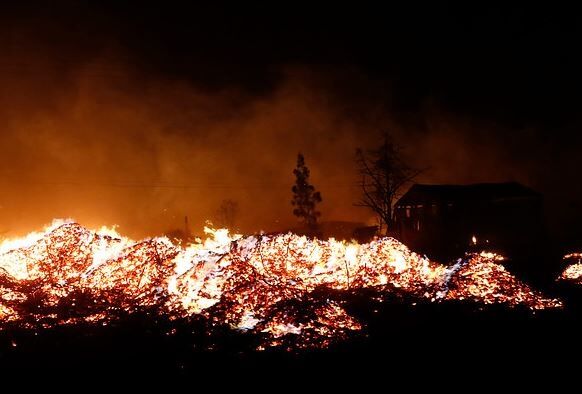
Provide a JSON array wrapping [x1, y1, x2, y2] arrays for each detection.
[[558, 253, 582, 283], [0, 221, 561, 349]]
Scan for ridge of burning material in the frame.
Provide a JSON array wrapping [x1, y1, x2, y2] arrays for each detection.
[[0, 220, 561, 349]]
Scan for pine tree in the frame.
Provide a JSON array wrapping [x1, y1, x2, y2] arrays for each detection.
[[291, 153, 322, 230]]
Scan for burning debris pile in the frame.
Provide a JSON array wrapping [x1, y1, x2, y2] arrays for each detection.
[[559, 253, 582, 284], [442, 252, 556, 307], [0, 220, 561, 349]]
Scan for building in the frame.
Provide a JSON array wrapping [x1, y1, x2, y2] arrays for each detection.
[[394, 182, 545, 261]]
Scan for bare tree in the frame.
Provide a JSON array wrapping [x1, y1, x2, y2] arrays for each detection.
[[215, 199, 239, 229], [355, 132, 420, 235]]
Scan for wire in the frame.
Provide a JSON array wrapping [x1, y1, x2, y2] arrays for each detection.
[[0, 178, 360, 189]]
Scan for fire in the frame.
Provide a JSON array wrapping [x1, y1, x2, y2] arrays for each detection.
[[0, 220, 561, 349], [443, 252, 553, 306], [559, 253, 582, 283]]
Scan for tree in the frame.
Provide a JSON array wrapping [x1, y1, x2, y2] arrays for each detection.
[[291, 153, 322, 230], [355, 132, 420, 235], [215, 199, 239, 229]]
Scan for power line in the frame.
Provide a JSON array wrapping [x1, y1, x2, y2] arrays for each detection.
[[0, 179, 360, 189]]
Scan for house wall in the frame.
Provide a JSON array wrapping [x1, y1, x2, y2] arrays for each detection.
[[395, 197, 544, 260]]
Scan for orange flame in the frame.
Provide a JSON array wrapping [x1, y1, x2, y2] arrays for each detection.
[[0, 220, 561, 349], [559, 253, 582, 283]]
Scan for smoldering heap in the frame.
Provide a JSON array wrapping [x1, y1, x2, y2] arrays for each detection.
[[0, 220, 561, 350], [559, 253, 582, 284]]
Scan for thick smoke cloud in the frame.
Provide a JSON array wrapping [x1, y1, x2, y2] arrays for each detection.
[[1, 10, 580, 243], [0, 57, 388, 237]]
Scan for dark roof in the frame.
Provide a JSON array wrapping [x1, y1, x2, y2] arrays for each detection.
[[396, 182, 540, 207]]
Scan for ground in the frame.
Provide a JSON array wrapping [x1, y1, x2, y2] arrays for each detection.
[[1, 288, 579, 382]]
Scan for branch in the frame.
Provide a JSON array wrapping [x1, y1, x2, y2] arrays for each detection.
[[357, 154, 386, 194], [357, 176, 386, 215]]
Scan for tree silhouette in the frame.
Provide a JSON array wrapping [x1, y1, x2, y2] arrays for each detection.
[[291, 153, 322, 230], [215, 199, 239, 229], [355, 132, 420, 235]]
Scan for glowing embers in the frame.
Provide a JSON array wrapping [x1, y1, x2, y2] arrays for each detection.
[[0, 221, 562, 349], [442, 252, 560, 309], [559, 253, 582, 283]]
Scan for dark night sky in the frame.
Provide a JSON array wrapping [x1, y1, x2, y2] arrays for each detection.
[[4, 2, 581, 117], [1, 2, 581, 243]]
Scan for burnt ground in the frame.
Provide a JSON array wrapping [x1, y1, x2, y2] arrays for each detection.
[[0, 285, 580, 385]]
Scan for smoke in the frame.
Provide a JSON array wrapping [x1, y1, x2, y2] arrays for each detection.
[[0, 16, 580, 241], [0, 54, 389, 237]]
